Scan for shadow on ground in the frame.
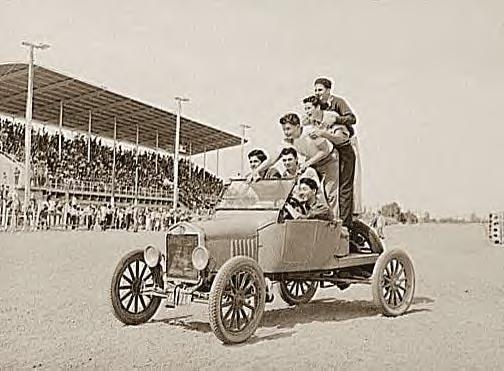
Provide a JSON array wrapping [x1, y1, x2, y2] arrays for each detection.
[[412, 296, 435, 305], [261, 297, 432, 329], [150, 295, 434, 343]]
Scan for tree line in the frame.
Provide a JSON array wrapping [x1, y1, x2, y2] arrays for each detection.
[[377, 202, 483, 224]]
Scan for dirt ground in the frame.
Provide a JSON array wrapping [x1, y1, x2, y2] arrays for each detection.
[[1, 223, 503, 370]]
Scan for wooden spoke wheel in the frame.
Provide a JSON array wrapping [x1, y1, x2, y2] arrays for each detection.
[[110, 250, 162, 325], [279, 280, 318, 305], [372, 249, 415, 316], [209, 256, 266, 344]]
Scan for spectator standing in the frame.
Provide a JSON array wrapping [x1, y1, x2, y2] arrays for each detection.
[[47, 196, 56, 228], [100, 204, 108, 230], [375, 210, 386, 239], [39, 198, 49, 230], [125, 205, 133, 231], [13, 167, 20, 186], [145, 208, 152, 231]]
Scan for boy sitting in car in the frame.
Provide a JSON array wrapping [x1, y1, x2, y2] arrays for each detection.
[[284, 178, 333, 221]]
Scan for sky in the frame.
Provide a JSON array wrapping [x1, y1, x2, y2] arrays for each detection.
[[1, 0, 504, 218]]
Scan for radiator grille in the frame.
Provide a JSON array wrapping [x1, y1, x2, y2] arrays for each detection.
[[166, 234, 198, 281], [231, 237, 258, 260]]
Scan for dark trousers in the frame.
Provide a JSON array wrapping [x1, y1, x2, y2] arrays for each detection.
[[337, 143, 356, 229]]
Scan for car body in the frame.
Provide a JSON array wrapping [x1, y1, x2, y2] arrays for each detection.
[[110, 179, 415, 344]]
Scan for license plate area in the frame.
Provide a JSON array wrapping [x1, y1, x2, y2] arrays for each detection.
[[166, 234, 199, 281]]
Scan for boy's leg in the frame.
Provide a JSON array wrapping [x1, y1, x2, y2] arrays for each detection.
[[314, 154, 340, 218], [337, 144, 356, 229]]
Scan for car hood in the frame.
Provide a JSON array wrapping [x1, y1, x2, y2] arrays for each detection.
[[193, 210, 277, 240]]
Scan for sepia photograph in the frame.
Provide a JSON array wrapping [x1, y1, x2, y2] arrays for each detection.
[[1, 0, 503, 369]]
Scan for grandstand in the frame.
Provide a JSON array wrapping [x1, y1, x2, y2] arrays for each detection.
[[0, 63, 242, 230]]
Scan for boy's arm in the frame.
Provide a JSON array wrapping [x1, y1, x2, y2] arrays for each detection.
[[284, 203, 303, 219], [306, 202, 333, 221], [332, 98, 357, 127], [300, 139, 331, 170], [319, 126, 350, 146]]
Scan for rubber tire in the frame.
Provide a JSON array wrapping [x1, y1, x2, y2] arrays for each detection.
[[110, 249, 163, 325], [279, 280, 318, 305], [372, 249, 415, 317], [208, 256, 266, 344], [352, 219, 384, 254]]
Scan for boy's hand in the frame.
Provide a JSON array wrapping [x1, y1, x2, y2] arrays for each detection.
[[246, 171, 261, 183], [308, 128, 324, 139]]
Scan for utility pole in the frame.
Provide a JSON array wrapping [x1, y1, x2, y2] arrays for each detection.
[[240, 124, 251, 176], [173, 96, 189, 212], [21, 41, 50, 228]]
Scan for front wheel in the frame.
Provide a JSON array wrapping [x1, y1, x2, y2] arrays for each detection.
[[372, 249, 415, 316], [279, 280, 318, 305], [208, 256, 266, 344], [110, 249, 163, 325]]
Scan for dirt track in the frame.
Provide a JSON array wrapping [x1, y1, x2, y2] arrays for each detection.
[[1, 224, 503, 370]]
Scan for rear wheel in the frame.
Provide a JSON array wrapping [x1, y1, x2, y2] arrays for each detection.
[[110, 249, 162, 325], [351, 219, 384, 254], [372, 249, 415, 316], [279, 280, 318, 305], [209, 256, 266, 344]]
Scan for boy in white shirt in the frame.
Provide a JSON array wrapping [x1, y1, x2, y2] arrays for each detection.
[[302, 95, 356, 230]]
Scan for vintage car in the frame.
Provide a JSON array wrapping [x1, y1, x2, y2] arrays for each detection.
[[110, 179, 415, 344]]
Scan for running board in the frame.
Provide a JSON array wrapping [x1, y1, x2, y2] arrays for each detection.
[[333, 253, 379, 268]]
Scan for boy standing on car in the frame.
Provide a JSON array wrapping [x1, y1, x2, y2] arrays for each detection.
[[315, 77, 363, 215], [313, 77, 357, 134], [302, 94, 355, 230]]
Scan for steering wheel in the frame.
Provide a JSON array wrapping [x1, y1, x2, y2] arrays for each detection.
[[279, 195, 303, 221]]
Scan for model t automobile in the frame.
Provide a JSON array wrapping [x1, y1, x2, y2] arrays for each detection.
[[110, 178, 415, 344]]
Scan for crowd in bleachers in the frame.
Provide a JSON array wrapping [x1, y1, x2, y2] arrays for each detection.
[[0, 118, 223, 208], [0, 117, 223, 232]]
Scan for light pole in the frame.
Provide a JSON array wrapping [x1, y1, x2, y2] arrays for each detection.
[[21, 41, 50, 227], [173, 96, 189, 212], [240, 124, 251, 176]]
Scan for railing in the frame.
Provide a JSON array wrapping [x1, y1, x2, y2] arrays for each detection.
[[32, 178, 175, 199], [0, 149, 23, 166]]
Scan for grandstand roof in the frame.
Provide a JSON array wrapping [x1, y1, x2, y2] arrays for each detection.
[[0, 63, 243, 154]]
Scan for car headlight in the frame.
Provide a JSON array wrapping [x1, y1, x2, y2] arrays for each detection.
[[191, 246, 209, 271], [144, 245, 161, 267]]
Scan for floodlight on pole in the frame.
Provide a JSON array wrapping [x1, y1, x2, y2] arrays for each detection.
[[22, 41, 50, 228], [240, 124, 251, 176], [22, 41, 50, 50], [173, 96, 189, 213]]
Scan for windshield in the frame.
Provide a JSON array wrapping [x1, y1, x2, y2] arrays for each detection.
[[216, 179, 295, 210]]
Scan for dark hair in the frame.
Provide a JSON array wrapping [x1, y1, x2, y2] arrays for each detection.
[[279, 113, 300, 126], [299, 177, 318, 191], [302, 95, 322, 107], [247, 149, 267, 163], [314, 77, 332, 89], [280, 147, 298, 159]]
